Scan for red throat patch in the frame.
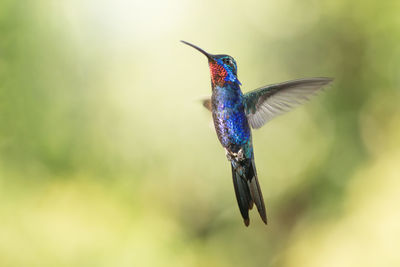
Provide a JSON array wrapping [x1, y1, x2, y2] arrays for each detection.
[[209, 61, 227, 87]]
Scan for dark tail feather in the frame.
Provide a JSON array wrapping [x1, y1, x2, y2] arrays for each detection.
[[231, 164, 252, 226], [248, 159, 267, 224], [231, 159, 267, 226]]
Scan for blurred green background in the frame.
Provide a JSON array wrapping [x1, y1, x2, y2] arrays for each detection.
[[1, 0, 400, 266]]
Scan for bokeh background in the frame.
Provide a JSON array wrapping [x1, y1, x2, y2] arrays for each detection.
[[1, 0, 400, 266]]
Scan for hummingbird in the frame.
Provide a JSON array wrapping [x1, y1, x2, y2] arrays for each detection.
[[181, 40, 333, 226]]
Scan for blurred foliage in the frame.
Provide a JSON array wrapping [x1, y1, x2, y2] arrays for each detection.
[[0, 0, 399, 266]]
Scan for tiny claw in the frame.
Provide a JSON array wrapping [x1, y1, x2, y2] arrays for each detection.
[[225, 148, 245, 162], [237, 148, 244, 161]]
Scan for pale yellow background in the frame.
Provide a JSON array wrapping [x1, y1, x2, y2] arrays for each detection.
[[0, 0, 399, 266]]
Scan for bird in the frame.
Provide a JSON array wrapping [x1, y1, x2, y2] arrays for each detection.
[[181, 40, 333, 226]]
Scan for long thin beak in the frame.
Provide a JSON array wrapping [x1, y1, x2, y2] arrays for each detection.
[[181, 40, 214, 61]]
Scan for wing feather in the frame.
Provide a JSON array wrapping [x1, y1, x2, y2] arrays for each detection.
[[202, 98, 212, 111], [244, 77, 333, 129]]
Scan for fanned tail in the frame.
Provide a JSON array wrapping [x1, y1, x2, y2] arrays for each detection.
[[231, 159, 267, 226]]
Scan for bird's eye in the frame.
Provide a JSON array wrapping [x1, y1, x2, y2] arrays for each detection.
[[223, 58, 233, 66]]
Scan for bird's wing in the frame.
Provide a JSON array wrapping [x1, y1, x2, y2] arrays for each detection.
[[202, 98, 212, 111], [243, 77, 333, 129]]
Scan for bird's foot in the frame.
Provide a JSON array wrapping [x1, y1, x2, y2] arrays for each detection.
[[225, 148, 245, 162]]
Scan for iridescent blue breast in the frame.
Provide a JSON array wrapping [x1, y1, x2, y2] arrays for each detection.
[[212, 84, 251, 149]]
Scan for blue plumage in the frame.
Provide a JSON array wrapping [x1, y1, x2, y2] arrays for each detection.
[[215, 58, 241, 85], [182, 40, 333, 226], [181, 40, 268, 226], [212, 84, 250, 148]]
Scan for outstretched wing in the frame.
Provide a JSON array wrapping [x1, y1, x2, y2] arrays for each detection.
[[202, 98, 212, 111], [243, 77, 333, 129]]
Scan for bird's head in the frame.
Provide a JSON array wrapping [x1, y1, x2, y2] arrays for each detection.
[[181, 40, 241, 88]]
